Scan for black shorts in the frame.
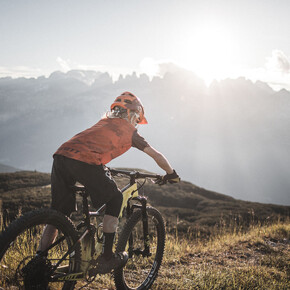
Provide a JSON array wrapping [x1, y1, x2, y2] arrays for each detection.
[[51, 155, 123, 217]]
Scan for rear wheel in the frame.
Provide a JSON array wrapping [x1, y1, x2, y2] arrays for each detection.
[[0, 208, 82, 289], [114, 207, 165, 290]]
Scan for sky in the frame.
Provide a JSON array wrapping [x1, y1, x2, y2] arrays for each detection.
[[0, 0, 290, 90]]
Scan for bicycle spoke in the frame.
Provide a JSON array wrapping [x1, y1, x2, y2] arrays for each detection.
[[114, 207, 165, 289], [0, 209, 81, 289]]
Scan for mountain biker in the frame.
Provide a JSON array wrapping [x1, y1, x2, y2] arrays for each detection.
[[39, 91, 180, 274]]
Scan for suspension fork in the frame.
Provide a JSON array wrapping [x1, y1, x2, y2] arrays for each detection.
[[132, 196, 151, 256]]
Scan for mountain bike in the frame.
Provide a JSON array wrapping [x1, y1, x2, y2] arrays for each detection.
[[0, 168, 166, 289]]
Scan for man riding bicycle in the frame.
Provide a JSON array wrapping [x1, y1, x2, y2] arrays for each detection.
[[39, 91, 180, 274]]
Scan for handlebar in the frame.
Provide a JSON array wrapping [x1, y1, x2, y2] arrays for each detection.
[[108, 168, 161, 180]]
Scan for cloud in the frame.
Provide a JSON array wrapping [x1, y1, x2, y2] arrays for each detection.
[[139, 58, 159, 77], [0, 66, 44, 78], [139, 57, 194, 78], [158, 61, 185, 76], [242, 50, 290, 91], [55, 58, 136, 82], [56, 57, 71, 72], [265, 50, 290, 74], [262, 50, 290, 90]]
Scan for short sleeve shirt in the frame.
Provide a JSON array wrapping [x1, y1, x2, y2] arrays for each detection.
[[132, 131, 150, 151]]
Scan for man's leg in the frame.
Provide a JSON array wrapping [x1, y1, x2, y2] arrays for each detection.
[[101, 189, 123, 260], [38, 225, 58, 252], [74, 165, 128, 273], [102, 215, 119, 259], [39, 155, 76, 252], [53, 160, 128, 273], [93, 190, 128, 274], [71, 164, 123, 261]]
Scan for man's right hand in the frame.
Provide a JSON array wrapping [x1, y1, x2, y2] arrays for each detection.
[[156, 170, 180, 185]]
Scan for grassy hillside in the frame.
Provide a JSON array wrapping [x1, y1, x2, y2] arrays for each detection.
[[83, 222, 290, 289], [0, 171, 51, 223], [0, 171, 50, 191], [0, 171, 289, 289], [0, 170, 289, 235], [157, 222, 290, 289], [143, 181, 290, 237]]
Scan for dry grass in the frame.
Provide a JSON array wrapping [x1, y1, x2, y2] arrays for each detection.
[[155, 222, 290, 290], [80, 222, 290, 289], [1, 210, 289, 289]]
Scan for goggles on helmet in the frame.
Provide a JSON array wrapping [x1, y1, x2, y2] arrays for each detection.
[[110, 92, 148, 124]]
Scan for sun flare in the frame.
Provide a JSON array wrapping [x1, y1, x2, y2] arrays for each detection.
[[180, 26, 237, 84]]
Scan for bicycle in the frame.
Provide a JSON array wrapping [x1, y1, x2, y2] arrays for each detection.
[[0, 168, 166, 289]]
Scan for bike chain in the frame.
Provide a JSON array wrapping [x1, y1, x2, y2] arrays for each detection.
[[77, 259, 98, 289]]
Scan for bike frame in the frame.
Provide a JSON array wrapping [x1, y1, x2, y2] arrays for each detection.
[[49, 169, 157, 282]]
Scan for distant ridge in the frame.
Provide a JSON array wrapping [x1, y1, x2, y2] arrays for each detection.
[[0, 170, 289, 238], [0, 163, 20, 173]]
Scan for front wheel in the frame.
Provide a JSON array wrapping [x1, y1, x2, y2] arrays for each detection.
[[114, 207, 165, 290], [0, 208, 82, 289]]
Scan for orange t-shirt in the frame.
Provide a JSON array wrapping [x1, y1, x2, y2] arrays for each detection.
[[54, 118, 140, 165]]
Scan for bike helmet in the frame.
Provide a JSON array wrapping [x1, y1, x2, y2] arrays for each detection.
[[110, 92, 148, 124]]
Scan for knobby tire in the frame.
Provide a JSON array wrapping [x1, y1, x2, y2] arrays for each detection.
[[114, 207, 165, 290], [0, 208, 82, 290]]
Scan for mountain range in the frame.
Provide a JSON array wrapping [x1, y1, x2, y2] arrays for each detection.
[[0, 67, 289, 205]]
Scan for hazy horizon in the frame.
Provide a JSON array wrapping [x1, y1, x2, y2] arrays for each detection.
[[0, 0, 290, 90]]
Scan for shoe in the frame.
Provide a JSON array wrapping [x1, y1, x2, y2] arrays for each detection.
[[93, 252, 129, 275]]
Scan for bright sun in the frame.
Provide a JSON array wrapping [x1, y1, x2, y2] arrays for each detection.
[[139, 26, 238, 85], [180, 26, 237, 84]]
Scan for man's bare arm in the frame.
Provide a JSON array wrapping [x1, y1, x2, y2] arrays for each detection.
[[143, 145, 174, 174]]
